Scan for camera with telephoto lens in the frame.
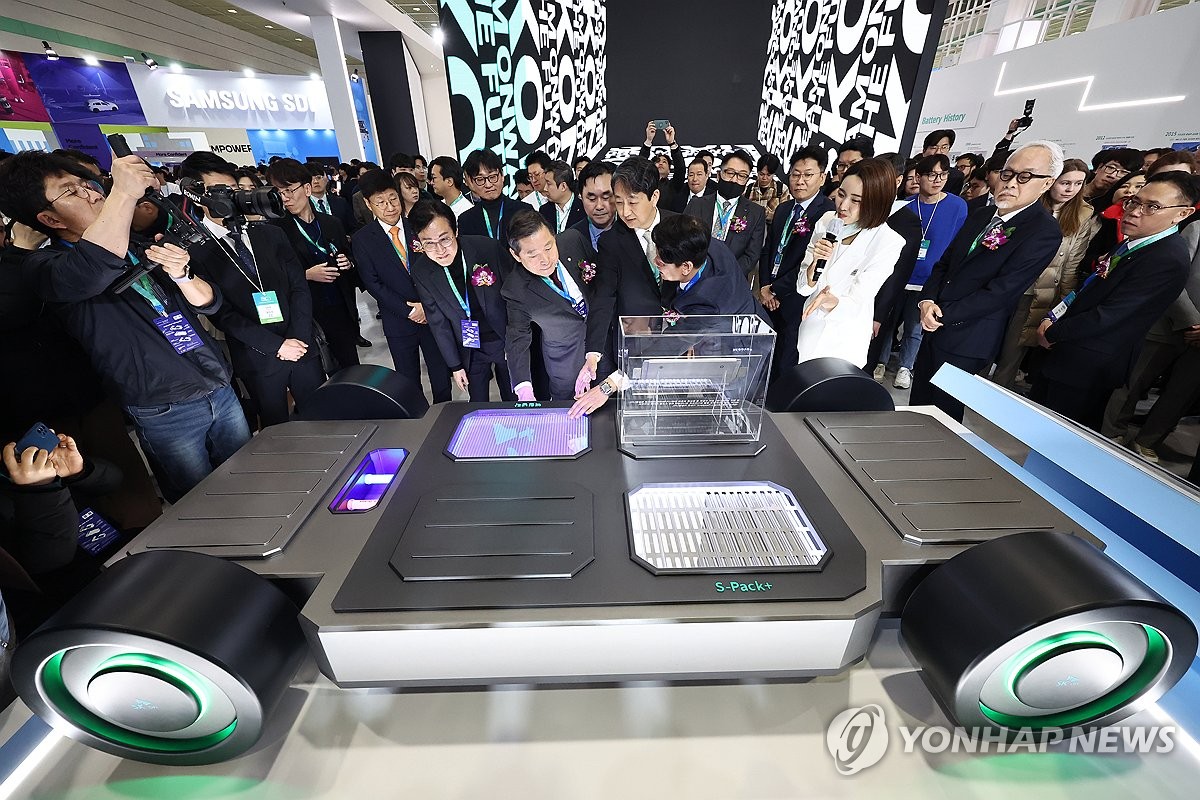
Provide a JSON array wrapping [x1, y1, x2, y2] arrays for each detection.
[[176, 177, 285, 228]]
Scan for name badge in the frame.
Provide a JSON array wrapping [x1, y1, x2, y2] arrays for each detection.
[[1048, 291, 1076, 322], [461, 319, 481, 349], [917, 238, 930, 261], [253, 290, 284, 324], [572, 298, 588, 318], [78, 507, 120, 556], [153, 312, 204, 355]]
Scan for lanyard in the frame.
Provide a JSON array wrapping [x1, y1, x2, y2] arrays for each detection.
[[714, 199, 736, 237], [484, 200, 505, 240], [217, 236, 264, 293], [293, 216, 333, 256], [126, 251, 168, 317], [540, 262, 578, 304], [910, 196, 940, 241], [777, 203, 805, 258], [556, 203, 569, 233], [678, 260, 708, 294], [443, 260, 471, 316]]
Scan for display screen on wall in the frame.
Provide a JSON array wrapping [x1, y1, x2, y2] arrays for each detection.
[[438, 0, 608, 179], [23, 55, 147, 125], [0, 51, 52, 123], [759, 0, 948, 163]]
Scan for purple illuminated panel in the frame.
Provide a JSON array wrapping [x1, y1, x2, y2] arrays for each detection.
[[329, 448, 408, 513], [447, 409, 590, 460]]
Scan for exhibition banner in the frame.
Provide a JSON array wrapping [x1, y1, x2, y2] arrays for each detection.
[[128, 65, 334, 130], [0, 51, 52, 123], [23, 54, 148, 125], [350, 78, 379, 164], [52, 123, 115, 169], [0, 123, 54, 152]]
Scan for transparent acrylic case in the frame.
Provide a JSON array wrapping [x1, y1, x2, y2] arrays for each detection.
[[615, 315, 775, 446]]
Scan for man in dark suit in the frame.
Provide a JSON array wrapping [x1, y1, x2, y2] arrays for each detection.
[[758, 145, 836, 375], [307, 163, 357, 233], [676, 158, 717, 212], [409, 200, 514, 402], [655, 215, 768, 320], [458, 148, 514, 247], [557, 160, 615, 263], [504, 209, 607, 401], [1032, 173, 1196, 429], [911, 142, 1066, 421], [181, 155, 324, 427], [539, 160, 586, 235], [267, 158, 362, 371], [684, 149, 766, 278], [638, 120, 687, 211], [965, 152, 1007, 214], [592, 157, 680, 364], [352, 170, 451, 403]]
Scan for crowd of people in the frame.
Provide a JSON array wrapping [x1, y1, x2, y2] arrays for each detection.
[[0, 117, 1198, 643]]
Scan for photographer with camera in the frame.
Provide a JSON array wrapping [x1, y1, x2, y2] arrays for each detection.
[[0, 151, 250, 504], [181, 152, 325, 428]]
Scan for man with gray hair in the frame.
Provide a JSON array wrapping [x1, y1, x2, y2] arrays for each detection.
[[909, 141, 1065, 420]]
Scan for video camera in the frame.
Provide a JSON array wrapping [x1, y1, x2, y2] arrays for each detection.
[[105, 133, 284, 292]]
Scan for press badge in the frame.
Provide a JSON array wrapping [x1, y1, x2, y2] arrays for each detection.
[[1048, 291, 1076, 322], [572, 298, 588, 317], [153, 312, 204, 354], [253, 291, 284, 324], [917, 239, 930, 261], [461, 319, 481, 348]]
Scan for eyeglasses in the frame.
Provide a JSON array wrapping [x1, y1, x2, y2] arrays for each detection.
[[418, 234, 456, 253], [720, 167, 751, 182], [789, 171, 821, 181], [44, 181, 98, 208], [472, 172, 502, 186], [998, 169, 1052, 184], [1122, 197, 1193, 215], [276, 183, 307, 198], [1101, 164, 1131, 178], [921, 171, 950, 181], [369, 194, 402, 209]]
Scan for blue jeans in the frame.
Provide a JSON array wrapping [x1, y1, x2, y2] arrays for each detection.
[[125, 384, 251, 503], [897, 290, 925, 370]]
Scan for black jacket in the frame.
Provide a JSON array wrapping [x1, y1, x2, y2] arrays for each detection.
[[683, 194, 767, 276], [762, 194, 836, 300], [310, 193, 358, 235], [919, 203, 1063, 361], [671, 239, 768, 321], [593, 213, 681, 346], [639, 143, 688, 211], [22, 239, 230, 408], [873, 206, 924, 324], [412, 236, 509, 373], [273, 212, 357, 317], [352, 218, 425, 339], [540, 196, 586, 234]]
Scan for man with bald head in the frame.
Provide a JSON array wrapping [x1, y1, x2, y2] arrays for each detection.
[[909, 141, 1066, 420]]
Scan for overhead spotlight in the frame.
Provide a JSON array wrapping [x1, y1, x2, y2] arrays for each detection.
[[309, 72, 320, 81], [295, 37, 303, 41], [350, 69, 361, 83], [122, 55, 136, 62], [227, 7, 238, 12], [141, 52, 159, 69], [243, 67, 256, 78], [83, 55, 100, 66], [264, 24, 274, 29], [41, 41, 59, 61], [433, 27, 444, 45], [169, 62, 183, 73]]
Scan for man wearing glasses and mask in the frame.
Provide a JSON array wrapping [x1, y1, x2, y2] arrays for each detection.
[[683, 150, 766, 278], [409, 199, 514, 401], [910, 141, 1065, 421], [1032, 172, 1197, 429]]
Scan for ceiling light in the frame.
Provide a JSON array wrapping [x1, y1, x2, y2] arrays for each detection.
[[264, 24, 273, 29], [141, 52, 159, 69], [243, 67, 256, 78], [309, 72, 320, 80], [295, 37, 303, 41], [83, 55, 100, 66], [41, 41, 59, 61], [227, 8, 237, 12], [169, 62, 183, 73], [433, 27, 444, 44]]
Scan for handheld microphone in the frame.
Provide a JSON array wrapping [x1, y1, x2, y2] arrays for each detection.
[[812, 218, 843, 282]]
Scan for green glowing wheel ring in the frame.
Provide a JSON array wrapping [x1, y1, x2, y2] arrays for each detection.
[[902, 532, 1198, 737], [11, 551, 306, 765]]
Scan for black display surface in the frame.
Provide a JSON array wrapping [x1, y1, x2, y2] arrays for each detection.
[[333, 404, 867, 612]]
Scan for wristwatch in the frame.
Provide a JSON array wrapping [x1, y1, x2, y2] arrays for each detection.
[[169, 265, 194, 283], [599, 380, 616, 396]]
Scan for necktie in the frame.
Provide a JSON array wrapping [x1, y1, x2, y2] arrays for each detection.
[[226, 234, 259, 282], [389, 225, 409, 271], [968, 215, 1004, 256], [639, 229, 661, 285], [549, 271, 564, 291], [319, 198, 329, 214], [713, 199, 735, 240]]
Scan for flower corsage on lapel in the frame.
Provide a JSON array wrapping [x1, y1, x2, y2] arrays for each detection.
[[730, 216, 748, 234], [662, 309, 682, 327], [980, 225, 1016, 251], [579, 260, 597, 284], [792, 215, 811, 237], [471, 263, 496, 287], [410, 238, 424, 253]]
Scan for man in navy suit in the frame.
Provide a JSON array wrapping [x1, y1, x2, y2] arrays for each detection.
[[352, 171, 451, 403], [654, 215, 767, 320], [557, 160, 615, 263], [539, 160, 586, 235], [307, 163, 358, 233], [503, 209, 607, 401], [684, 149, 766, 277], [758, 145, 836, 375], [1032, 173, 1196, 429], [911, 141, 1066, 421], [410, 200, 514, 402]]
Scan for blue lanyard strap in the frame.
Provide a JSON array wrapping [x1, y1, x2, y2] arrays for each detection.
[[443, 260, 471, 316], [484, 200, 505, 240], [678, 260, 708, 294], [714, 199, 736, 235], [540, 262, 576, 302], [126, 251, 167, 316]]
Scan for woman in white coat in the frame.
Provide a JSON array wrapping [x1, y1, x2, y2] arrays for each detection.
[[796, 158, 905, 368]]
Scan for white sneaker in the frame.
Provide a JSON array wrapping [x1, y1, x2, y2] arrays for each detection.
[[1133, 443, 1160, 464], [872, 364, 886, 382], [893, 367, 912, 390]]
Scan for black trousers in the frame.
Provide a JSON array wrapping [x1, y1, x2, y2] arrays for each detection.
[[1029, 376, 1113, 432], [909, 340, 991, 423], [313, 302, 360, 372], [769, 299, 801, 380], [466, 337, 516, 402], [387, 323, 452, 404], [232, 348, 326, 428]]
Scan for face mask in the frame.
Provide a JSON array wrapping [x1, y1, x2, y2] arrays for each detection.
[[716, 178, 743, 200]]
